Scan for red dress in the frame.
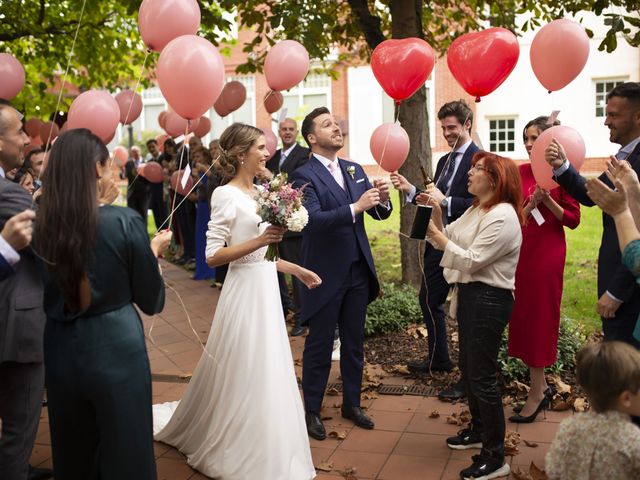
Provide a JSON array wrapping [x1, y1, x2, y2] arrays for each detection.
[[508, 164, 581, 367]]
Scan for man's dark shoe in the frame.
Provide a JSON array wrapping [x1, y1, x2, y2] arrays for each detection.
[[305, 412, 326, 440], [341, 406, 374, 429], [290, 325, 307, 337], [446, 427, 482, 450], [407, 358, 454, 374], [29, 465, 54, 480], [459, 454, 510, 479], [438, 379, 466, 402]]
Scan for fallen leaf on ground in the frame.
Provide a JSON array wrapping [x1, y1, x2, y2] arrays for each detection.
[[326, 387, 340, 396], [530, 462, 548, 480], [511, 466, 533, 480], [316, 461, 333, 472], [547, 374, 571, 395], [338, 467, 358, 479], [523, 439, 539, 448], [428, 410, 440, 418], [328, 430, 348, 440], [505, 431, 521, 456], [391, 364, 411, 375], [572, 397, 588, 412]]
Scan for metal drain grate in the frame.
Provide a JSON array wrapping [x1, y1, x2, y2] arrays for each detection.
[[152, 373, 191, 384], [326, 382, 436, 397]]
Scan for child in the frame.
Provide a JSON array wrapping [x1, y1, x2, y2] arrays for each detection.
[[546, 341, 640, 479]]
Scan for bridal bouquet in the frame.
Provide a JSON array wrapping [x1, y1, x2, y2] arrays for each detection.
[[256, 172, 308, 261]]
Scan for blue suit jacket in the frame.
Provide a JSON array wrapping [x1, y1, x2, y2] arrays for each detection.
[[0, 253, 14, 281], [290, 156, 392, 322]]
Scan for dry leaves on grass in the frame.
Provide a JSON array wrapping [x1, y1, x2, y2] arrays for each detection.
[[316, 461, 333, 472], [446, 410, 471, 426], [511, 462, 549, 480], [505, 431, 521, 456], [328, 430, 348, 440], [547, 375, 571, 395], [406, 325, 429, 339], [390, 364, 411, 375]]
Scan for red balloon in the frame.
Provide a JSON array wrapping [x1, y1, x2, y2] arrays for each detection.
[[142, 161, 164, 183], [113, 146, 128, 167], [170, 169, 194, 196], [447, 28, 519, 102], [0, 53, 25, 101], [115, 90, 143, 125], [138, 0, 201, 52], [192, 116, 211, 138], [24, 118, 43, 138], [369, 123, 410, 172], [371, 38, 435, 103], [39, 121, 59, 146], [261, 128, 278, 160], [264, 90, 284, 114], [67, 90, 120, 143], [221, 81, 246, 112]]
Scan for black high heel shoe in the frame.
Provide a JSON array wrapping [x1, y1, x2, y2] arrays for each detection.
[[508, 388, 553, 423]]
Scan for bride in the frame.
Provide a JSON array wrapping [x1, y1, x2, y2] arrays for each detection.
[[153, 123, 320, 479]]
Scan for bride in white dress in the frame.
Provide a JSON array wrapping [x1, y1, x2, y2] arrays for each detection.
[[153, 123, 319, 480]]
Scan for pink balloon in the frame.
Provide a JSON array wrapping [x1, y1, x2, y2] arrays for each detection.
[[261, 128, 278, 160], [192, 116, 211, 138], [138, 0, 201, 52], [0, 53, 25, 101], [155, 134, 169, 152], [59, 121, 68, 134], [30, 135, 43, 147], [214, 96, 231, 117], [142, 161, 164, 183], [115, 90, 143, 125], [24, 118, 43, 138], [221, 81, 246, 112], [113, 146, 128, 167], [157, 35, 225, 120], [264, 40, 310, 91], [67, 90, 120, 143], [164, 111, 189, 137], [137, 164, 146, 176], [103, 131, 117, 145], [264, 90, 284, 114], [39, 121, 59, 146], [170, 169, 194, 196], [158, 111, 168, 129], [530, 125, 586, 190], [369, 123, 410, 172], [530, 20, 590, 93]]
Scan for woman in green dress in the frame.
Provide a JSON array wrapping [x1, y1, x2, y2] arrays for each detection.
[[35, 129, 172, 480]]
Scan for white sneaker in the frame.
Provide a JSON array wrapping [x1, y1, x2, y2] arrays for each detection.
[[331, 338, 341, 361]]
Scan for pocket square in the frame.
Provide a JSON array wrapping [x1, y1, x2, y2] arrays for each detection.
[[356, 178, 365, 184]]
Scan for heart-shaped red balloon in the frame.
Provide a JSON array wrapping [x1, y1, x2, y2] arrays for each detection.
[[371, 38, 435, 103], [447, 28, 520, 102]]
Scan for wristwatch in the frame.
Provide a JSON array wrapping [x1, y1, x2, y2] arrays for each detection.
[[440, 197, 449, 208]]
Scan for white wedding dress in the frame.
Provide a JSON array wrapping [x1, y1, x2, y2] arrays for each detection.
[[153, 185, 316, 480]]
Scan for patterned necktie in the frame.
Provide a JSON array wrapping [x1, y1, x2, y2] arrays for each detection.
[[437, 152, 458, 193]]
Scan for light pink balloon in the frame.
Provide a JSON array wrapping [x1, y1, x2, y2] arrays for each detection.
[[192, 116, 211, 138], [137, 164, 146, 176], [369, 123, 410, 172], [170, 169, 194, 195], [158, 111, 168, 129], [39, 121, 59, 146], [530, 19, 590, 92], [138, 0, 201, 52], [164, 111, 189, 137], [264, 40, 310, 91], [113, 146, 128, 167], [0, 53, 26, 100], [155, 134, 169, 152], [115, 90, 143, 125], [530, 125, 586, 190], [221, 81, 246, 112], [264, 90, 284, 114], [157, 35, 225, 120], [67, 90, 120, 143], [142, 161, 164, 183], [261, 128, 278, 160]]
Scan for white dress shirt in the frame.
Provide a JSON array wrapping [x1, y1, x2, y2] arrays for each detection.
[[0, 166, 20, 266]]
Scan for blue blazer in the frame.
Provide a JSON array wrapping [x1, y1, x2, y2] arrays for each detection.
[[0, 253, 14, 281], [290, 156, 392, 322]]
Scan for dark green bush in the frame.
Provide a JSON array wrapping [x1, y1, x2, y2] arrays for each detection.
[[365, 283, 422, 336], [498, 316, 586, 383]]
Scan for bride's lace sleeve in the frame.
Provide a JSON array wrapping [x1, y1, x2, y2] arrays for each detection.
[[206, 187, 236, 259]]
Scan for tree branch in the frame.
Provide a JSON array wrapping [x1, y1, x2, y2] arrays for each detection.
[[346, 0, 386, 49], [0, 12, 117, 42], [38, 0, 46, 25]]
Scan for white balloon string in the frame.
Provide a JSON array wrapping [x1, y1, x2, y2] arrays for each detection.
[[433, 109, 472, 188], [165, 126, 190, 231], [122, 49, 151, 125]]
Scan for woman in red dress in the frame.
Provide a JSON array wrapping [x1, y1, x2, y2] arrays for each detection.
[[508, 116, 581, 422]]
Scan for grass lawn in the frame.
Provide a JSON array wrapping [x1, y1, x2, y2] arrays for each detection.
[[365, 200, 604, 336]]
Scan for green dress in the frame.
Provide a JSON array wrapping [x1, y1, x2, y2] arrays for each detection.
[[622, 239, 640, 341], [43, 205, 165, 480]]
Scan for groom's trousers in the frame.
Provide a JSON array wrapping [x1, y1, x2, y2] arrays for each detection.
[[302, 258, 370, 414]]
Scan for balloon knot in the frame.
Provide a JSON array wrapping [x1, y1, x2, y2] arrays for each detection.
[[475, 97, 481, 103], [395, 100, 401, 106]]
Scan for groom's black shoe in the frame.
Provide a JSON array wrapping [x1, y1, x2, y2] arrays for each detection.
[[305, 412, 326, 440], [341, 406, 374, 430], [28, 465, 54, 480]]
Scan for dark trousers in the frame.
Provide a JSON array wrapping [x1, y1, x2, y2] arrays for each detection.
[[457, 282, 514, 462], [278, 236, 304, 327], [602, 298, 640, 349], [175, 197, 195, 259], [127, 192, 149, 226], [419, 247, 452, 364], [148, 185, 167, 230], [0, 361, 44, 480], [44, 308, 157, 480], [302, 259, 370, 413]]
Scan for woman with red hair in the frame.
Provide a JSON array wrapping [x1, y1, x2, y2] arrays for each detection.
[[425, 151, 524, 480]]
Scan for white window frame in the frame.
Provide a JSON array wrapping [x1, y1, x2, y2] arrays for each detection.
[[594, 77, 627, 117], [488, 117, 517, 153]]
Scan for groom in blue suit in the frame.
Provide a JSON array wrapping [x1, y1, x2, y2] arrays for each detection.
[[290, 107, 392, 440]]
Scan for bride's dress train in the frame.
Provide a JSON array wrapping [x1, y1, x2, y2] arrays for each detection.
[[153, 185, 316, 479]]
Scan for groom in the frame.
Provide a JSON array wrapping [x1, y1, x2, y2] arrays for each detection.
[[290, 107, 392, 440]]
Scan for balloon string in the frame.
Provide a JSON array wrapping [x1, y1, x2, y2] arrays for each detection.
[[122, 49, 151, 125], [432, 109, 472, 188], [165, 125, 190, 232]]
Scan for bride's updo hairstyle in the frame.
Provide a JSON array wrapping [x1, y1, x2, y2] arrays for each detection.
[[216, 122, 264, 180]]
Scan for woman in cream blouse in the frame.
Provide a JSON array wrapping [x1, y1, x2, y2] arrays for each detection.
[[425, 151, 524, 480]]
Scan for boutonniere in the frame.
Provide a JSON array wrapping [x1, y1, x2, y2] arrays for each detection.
[[346, 166, 355, 180]]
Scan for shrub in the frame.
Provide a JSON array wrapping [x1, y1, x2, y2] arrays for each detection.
[[498, 316, 586, 383], [365, 283, 422, 336]]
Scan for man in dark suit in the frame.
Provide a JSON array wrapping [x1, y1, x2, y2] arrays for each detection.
[[123, 146, 150, 223], [291, 107, 392, 440], [547, 82, 640, 349], [0, 210, 35, 281], [267, 118, 310, 336], [392, 100, 478, 399], [0, 104, 51, 480]]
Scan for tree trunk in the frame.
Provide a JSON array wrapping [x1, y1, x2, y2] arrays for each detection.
[[390, 0, 432, 288]]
